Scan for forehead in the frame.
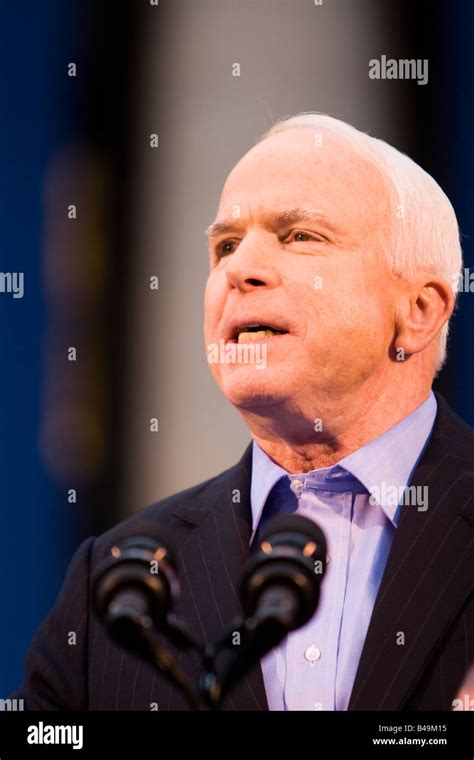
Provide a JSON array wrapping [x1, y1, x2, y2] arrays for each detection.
[[217, 128, 390, 233]]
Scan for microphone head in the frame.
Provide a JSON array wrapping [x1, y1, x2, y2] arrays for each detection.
[[241, 513, 327, 629], [92, 520, 180, 639], [258, 512, 327, 548]]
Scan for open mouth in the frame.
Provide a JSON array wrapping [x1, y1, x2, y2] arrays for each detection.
[[233, 324, 288, 344]]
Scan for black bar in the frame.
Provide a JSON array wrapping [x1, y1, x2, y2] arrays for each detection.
[[0, 710, 471, 757]]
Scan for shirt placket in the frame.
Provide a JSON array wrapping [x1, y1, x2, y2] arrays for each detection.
[[282, 484, 353, 710]]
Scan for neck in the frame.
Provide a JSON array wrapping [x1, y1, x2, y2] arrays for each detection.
[[239, 379, 432, 473]]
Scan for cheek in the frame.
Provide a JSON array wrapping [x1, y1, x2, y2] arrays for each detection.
[[303, 270, 392, 353], [203, 276, 224, 338]]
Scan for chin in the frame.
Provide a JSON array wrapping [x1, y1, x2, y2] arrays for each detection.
[[219, 369, 289, 410]]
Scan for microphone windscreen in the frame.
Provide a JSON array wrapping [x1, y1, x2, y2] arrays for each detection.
[[100, 517, 179, 562], [258, 512, 327, 553]]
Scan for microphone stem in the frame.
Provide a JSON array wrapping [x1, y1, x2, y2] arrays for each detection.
[[138, 626, 201, 711]]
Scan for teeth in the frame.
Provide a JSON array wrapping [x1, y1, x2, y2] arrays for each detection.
[[238, 329, 276, 344]]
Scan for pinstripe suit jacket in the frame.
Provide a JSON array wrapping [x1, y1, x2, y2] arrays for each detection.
[[12, 393, 474, 710]]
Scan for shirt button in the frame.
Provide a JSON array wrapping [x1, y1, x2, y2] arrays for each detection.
[[304, 645, 321, 664], [290, 479, 304, 498]]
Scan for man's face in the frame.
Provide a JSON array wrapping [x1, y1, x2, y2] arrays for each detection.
[[204, 128, 398, 414]]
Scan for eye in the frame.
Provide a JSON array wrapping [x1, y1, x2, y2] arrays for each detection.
[[288, 230, 321, 243], [216, 239, 238, 257]]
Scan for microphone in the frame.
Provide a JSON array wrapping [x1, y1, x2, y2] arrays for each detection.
[[92, 521, 180, 653], [92, 521, 200, 709], [242, 513, 327, 633], [217, 514, 327, 704]]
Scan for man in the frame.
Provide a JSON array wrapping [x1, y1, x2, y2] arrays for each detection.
[[12, 113, 473, 710]]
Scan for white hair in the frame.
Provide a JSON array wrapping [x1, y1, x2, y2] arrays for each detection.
[[259, 113, 462, 372]]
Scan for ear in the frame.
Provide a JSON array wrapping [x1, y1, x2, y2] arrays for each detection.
[[394, 276, 455, 359]]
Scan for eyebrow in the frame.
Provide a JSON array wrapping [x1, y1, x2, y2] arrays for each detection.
[[204, 206, 338, 239]]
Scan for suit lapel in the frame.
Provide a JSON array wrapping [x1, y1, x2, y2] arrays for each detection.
[[349, 395, 474, 710], [167, 443, 268, 710]]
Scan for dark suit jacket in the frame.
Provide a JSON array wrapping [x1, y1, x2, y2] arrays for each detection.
[[12, 394, 474, 710]]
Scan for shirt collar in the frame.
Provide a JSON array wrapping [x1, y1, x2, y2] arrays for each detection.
[[250, 391, 437, 532], [339, 391, 437, 524], [250, 442, 289, 541]]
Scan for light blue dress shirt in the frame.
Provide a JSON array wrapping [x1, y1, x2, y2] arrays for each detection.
[[250, 392, 437, 711]]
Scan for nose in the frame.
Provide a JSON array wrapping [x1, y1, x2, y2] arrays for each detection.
[[225, 231, 281, 292]]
